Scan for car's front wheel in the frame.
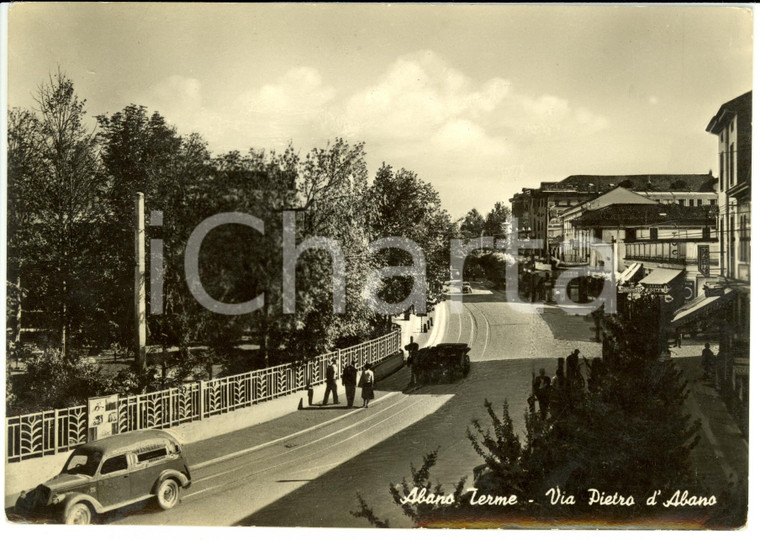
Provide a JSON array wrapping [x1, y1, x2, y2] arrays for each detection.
[[156, 478, 180, 510], [64, 502, 92, 525]]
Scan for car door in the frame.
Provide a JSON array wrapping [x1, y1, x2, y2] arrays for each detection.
[[97, 453, 131, 508]]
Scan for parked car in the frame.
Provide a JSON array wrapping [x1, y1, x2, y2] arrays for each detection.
[[462, 282, 473, 294], [13, 429, 191, 524], [415, 343, 471, 384]]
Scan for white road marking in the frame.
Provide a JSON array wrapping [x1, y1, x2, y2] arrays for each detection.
[[192, 391, 397, 470], [192, 393, 411, 482], [184, 396, 432, 501]]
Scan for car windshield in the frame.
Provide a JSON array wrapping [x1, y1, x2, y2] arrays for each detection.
[[62, 448, 103, 477]]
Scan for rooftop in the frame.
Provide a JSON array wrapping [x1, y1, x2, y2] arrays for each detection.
[[706, 91, 752, 134]]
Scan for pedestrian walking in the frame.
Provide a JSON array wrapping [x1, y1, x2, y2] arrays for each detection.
[[405, 336, 420, 385], [359, 363, 375, 408], [674, 327, 683, 348], [341, 362, 358, 408], [701, 343, 716, 381], [322, 359, 339, 405]]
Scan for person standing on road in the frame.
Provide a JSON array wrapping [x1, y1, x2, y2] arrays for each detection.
[[359, 363, 375, 408], [341, 362, 358, 408], [322, 359, 339, 406], [405, 337, 420, 386]]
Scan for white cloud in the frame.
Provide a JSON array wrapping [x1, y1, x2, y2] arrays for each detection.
[[134, 52, 610, 217]]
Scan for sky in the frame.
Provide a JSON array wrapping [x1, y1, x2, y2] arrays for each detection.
[[6, 3, 754, 219]]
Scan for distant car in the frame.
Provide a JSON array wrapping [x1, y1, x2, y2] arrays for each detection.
[[14, 429, 191, 524], [462, 282, 473, 294], [415, 343, 471, 384]]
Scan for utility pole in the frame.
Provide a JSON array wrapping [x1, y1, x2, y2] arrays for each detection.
[[134, 193, 147, 372]]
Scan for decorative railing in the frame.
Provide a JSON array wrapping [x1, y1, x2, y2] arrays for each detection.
[[6, 329, 401, 462]]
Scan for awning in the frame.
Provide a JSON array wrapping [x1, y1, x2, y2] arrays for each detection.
[[671, 289, 736, 326], [639, 268, 683, 286], [617, 262, 642, 284]]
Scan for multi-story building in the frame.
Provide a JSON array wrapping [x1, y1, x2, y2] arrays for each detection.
[[511, 173, 717, 257], [570, 203, 718, 306]]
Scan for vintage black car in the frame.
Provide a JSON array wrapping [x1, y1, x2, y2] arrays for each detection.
[[415, 343, 471, 384], [14, 429, 191, 524]]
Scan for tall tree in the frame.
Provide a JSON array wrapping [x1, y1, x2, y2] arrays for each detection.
[[17, 72, 105, 356], [460, 208, 486, 240], [483, 201, 511, 239], [7, 109, 43, 360], [288, 139, 377, 355], [368, 164, 454, 308]]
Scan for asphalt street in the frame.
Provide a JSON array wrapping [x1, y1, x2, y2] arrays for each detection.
[[84, 282, 601, 527]]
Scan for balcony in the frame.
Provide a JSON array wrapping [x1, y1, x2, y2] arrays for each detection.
[[625, 241, 719, 268]]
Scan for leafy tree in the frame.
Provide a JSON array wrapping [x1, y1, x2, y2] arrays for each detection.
[[96, 104, 185, 352], [483, 201, 511, 239], [460, 208, 485, 240], [10, 72, 106, 356], [368, 164, 454, 310], [7, 108, 43, 361], [13, 348, 107, 412], [288, 139, 377, 356]]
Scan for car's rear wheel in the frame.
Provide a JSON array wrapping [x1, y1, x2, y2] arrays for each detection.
[[156, 478, 180, 510], [64, 502, 92, 525]]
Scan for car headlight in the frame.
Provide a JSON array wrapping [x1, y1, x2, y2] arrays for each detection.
[[51, 493, 65, 505]]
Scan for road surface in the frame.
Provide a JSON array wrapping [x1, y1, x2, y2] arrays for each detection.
[[77, 283, 601, 527]]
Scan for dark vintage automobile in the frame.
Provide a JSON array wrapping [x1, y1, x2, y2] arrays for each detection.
[[415, 343, 471, 384], [13, 429, 191, 524]]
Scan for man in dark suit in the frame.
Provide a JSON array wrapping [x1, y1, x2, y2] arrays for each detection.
[[405, 337, 420, 385], [341, 362, 358, 408], [322, 359, 339, 405]]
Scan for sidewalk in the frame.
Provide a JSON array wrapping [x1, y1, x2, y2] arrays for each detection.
[[669, 340, 748, 498], [392, 300, 448, 351]]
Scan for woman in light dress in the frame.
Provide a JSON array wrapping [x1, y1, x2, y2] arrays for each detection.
[[359, 363, 375, 408]]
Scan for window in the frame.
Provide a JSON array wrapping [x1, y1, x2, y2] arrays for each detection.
[[64, 449, 103, 477], [689, 199, 695, 207], [649, 228, 658, 240], [698, 199, 703, 206], [703, 226, 711, 240], [100, 454, 129, 475], [719, 151, 724, 191], [678, 199, 685, 206], [625, 228, 636, 242], [710, 199, 716, 205], [137, 447, 168, 463], [720, 218, 725, 275], [740, 215, 750, 263], [730, 143, 735, 186]]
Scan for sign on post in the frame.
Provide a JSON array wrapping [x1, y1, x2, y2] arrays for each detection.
[[88, 394, 119, 441], [698, 245, 711, 277]]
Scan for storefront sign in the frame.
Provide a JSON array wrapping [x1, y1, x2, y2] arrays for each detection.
[[642, 285, 671, 294], [698, 245, 711, 276], [618, 285, 644, 294], [88, 393, 119, 441]]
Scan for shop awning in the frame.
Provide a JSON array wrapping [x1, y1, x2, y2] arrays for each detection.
[[639, 268, 683, 286], [671, 289, 735, 326], [617, 262, 642, 284]]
